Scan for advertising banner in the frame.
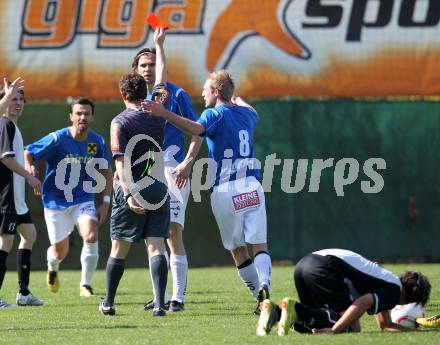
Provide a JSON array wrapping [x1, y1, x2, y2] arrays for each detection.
[[1, 0, 439, 99]]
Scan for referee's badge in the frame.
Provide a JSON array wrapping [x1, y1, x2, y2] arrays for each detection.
[[87, 142, 97, 155]]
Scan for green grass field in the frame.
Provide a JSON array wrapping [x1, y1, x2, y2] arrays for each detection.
[[0, 264, 439, 344]]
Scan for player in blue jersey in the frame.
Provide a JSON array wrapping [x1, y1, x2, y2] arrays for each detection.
[[24, 97, 113, 297], [131, 34, 202, 312], [144, 69, 272, 314], [0, 78, 44, 308]]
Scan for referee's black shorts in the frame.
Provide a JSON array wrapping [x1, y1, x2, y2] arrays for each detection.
[[110, 184, 170, 242], [294, 253, 352, 313]]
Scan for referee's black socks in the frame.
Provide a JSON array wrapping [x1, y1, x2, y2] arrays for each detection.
[[149, 254, 168, 309], [104, 257, 125, 306]]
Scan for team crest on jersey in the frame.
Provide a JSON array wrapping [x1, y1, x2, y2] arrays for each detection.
[[87, 142, 97, 155], [232, 190, 260, 212]]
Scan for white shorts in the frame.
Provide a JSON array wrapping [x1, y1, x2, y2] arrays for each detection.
[[210, 176, 267, 251], [165, 165, 190, 227], [44, 201, 98, 244]]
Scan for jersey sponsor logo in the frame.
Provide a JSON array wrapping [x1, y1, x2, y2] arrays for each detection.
[[232, 190, 260, 212], [111, 123, 119, 152], [87, 142, 97, 155]]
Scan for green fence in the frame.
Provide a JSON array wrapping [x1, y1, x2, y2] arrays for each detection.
[[10, 99, 440, 269]]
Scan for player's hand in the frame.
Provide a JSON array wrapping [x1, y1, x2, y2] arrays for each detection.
[[26, 174, 41, 196], [172, 158, 193, 189], [127, 196, 145, 214], [96, 203, 110, 226], [25, 162, 38, 177], [312, 328, 334, 334], [3, 77, 24, 99], [141, 100, 167, 118], [154, 27, 166, 46]]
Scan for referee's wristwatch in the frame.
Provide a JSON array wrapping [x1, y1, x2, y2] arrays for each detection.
[[124, 193, 132, 202]]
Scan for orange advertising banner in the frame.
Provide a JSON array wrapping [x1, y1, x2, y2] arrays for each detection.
[[1, 0, 440, 99]]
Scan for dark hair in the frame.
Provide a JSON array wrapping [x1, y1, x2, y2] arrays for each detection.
[[131, 47, 156, 71], [0, 81, 25, 102], [119, 73, 147, 102], [69, 97, 95, 114], [400, 271, 431, 306]]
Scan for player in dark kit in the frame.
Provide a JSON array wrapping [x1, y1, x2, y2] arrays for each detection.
[[99, 28, 170, 317], [256, 248, 431, 336], [0, 77, 44, 308]]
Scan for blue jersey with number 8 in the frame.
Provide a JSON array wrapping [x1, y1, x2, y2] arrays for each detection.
[[197, 104, 260, 188]]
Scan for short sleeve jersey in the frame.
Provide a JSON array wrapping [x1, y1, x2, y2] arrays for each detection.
[[0, 117, 18, 214], [110, 108, 166, 203], [197, 104, 260, 187], [313, 249, 402, 314], [26, 128, 110, 209]]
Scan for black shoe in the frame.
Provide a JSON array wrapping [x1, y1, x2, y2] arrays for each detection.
[[99, 301, 115, 316], [169, 300, 184, 312], [152, 307, 166, 317], [254, 284, 270, 315], [143, 299, 154, 310], [144, 299, 170, 310]]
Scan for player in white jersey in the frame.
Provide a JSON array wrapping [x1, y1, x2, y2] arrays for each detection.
[[256, 248, 431, 336], [0, 78, 43, 308], [144, 68, 272, 314]]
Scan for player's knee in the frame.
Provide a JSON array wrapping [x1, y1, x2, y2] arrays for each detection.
[[83, 232, 98, 243], [19, 229, 37, 247], [0, 235, 14, 252], [169, 223, 183, 239]]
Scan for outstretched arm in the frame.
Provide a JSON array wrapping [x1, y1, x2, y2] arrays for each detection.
[[154, 27, 167, 86], [143, 102, 205, 136]]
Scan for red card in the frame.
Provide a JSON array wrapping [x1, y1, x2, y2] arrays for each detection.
[[146, 13, 169, 30]]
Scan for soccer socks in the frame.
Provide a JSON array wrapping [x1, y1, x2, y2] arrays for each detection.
[[237, 259, 260, 299], [0, 250, 8, 290], [170, 254, 188, 303], [80, 241, 99, 287], [17, 249, 31, 295], [47, 246, 61, 272], [254, 251, 272, 290], [150, 252, 170, 304], [104, 257, 125, 306], [149, 254, 168, 309]]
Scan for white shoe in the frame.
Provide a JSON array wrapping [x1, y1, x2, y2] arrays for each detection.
[[16, 292, 44, 306], [0, 298, 14, 309]]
